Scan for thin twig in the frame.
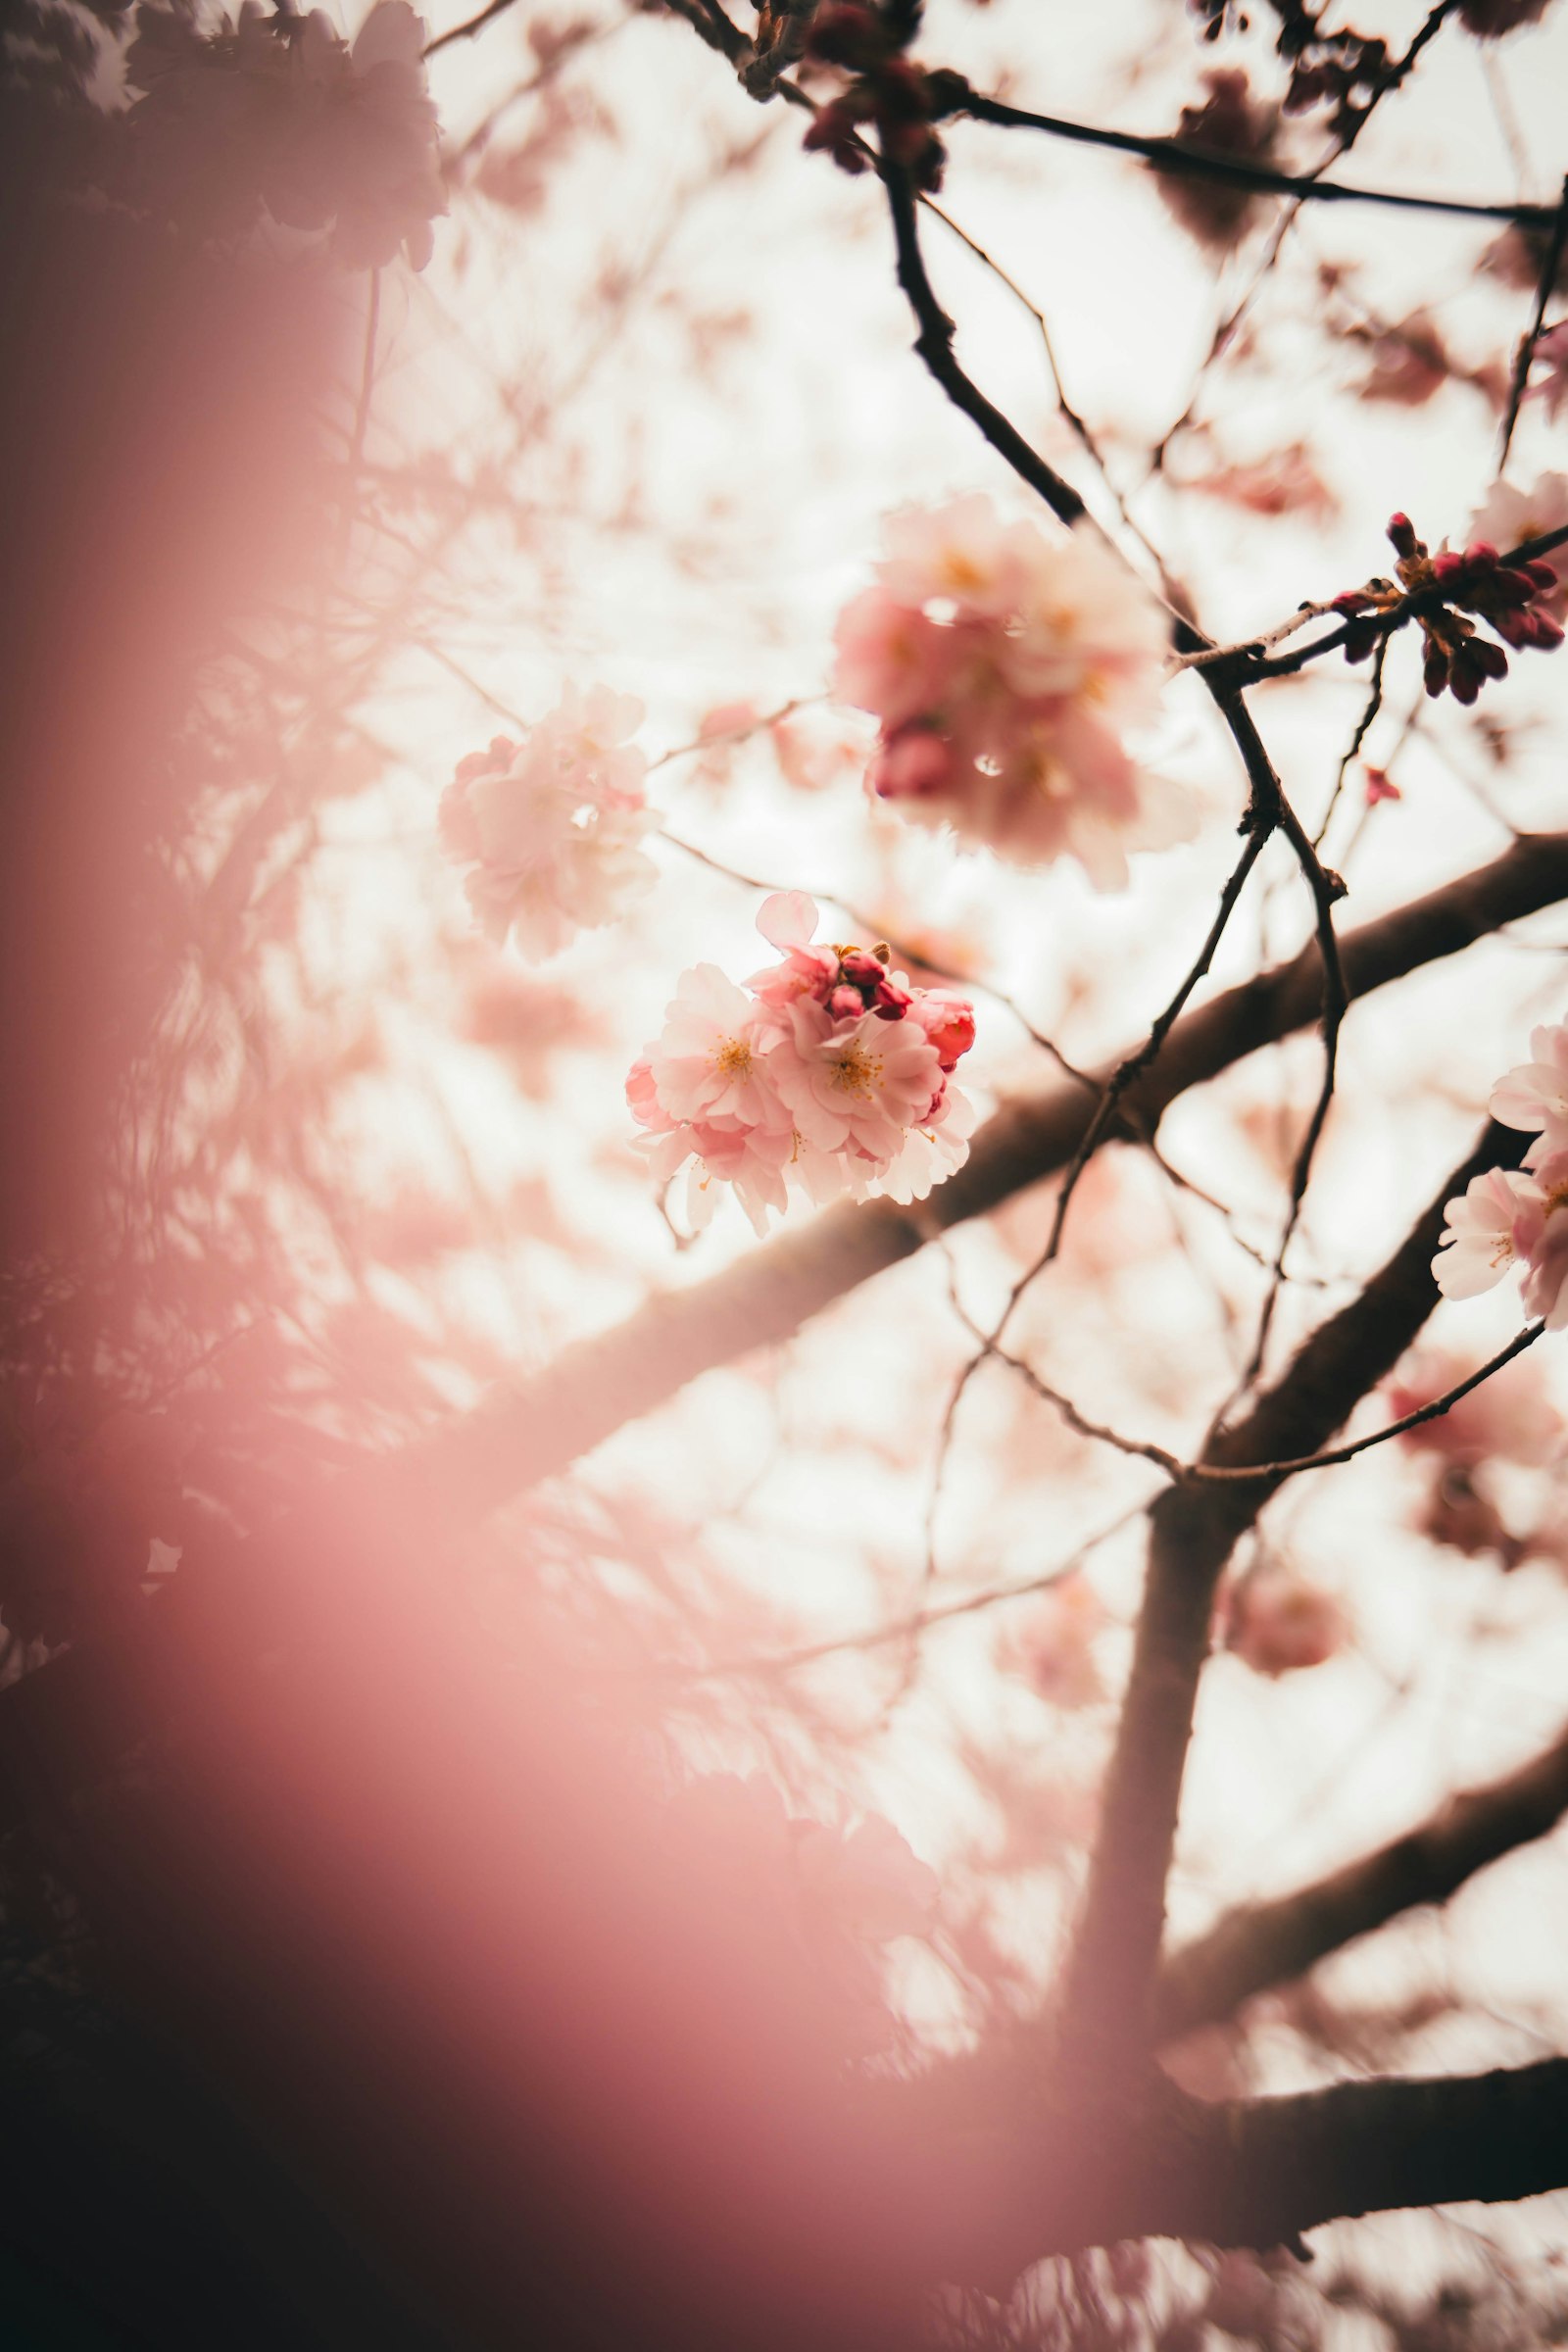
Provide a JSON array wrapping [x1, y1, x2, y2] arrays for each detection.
[[423, 0, 519, 59], [956, 91, 1550, 232], [1496, 172, 1568, 474], [1314, 633, 1390, 852]]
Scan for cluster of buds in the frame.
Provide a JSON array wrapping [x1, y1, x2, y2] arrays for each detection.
[[821, 940, 913, 1024], [800, 1, 965, 193], [1331, 513, 1564, 708]]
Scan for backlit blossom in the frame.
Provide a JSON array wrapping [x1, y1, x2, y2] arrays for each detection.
[[1491, 1018, 1568, 1151], [1222, 1562, 1348, 1677], [1513, 1152, 1568, 1328], [1433, 1166, 1540, 1300], [1467, 475, 1568, 616], [440, 686, 657, 961], [125, 1, 446, 270], [628, 893, 977, 1232], [833, 495, 1190, 886]]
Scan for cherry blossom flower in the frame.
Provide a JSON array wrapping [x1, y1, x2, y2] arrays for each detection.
[[1513, 1151, 1568, 1328], [628, 893, 977, 1231], [440, 686, 657, 961], [1490, 1018, 1568, 1150], [125, 2, 446, 270], [833, 496, 1190, 886], [1433, 1166, 1542, 1300], [1222, 1562, 1348, 1677], [1467, 475, 1568, 616]]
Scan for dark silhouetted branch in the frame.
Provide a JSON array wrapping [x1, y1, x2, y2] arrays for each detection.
[[1054, 1124, 1528, 2082], [1154, 1715, 1568, 2040]]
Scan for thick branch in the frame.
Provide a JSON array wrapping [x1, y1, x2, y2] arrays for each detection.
[[1054, 1122, 1528, 2080], [405, 833, 1568, 1525], [1154, 1717, 1568, 2041], [956, 2058, 1568, 2276]]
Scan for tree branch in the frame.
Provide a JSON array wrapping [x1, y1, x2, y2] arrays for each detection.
[[1154, 1716, 1568, 2041], [957, 91, 1553, 230], [954, 2057, 1568, 2278], [1054, 1122, 1529, 2083], [402, 832, 1568, 1527]]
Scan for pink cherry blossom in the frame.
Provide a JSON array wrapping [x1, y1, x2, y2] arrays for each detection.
[[769, 998, 946, 1164], [1467, 475, 1568, 617], [629, 894, 978, 1231], [440, 685, 657, 961], [1432, 1166, 1541, 1300], [1223, 1562, 1348, 1678], [1513, 1151, 1568, 1328], [642, 966, 787, 1130], [1490, 1017, 1568, 1152], [833, 496, 1190, 885]]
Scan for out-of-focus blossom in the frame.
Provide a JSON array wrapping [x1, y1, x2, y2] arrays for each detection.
[[1457, 0, 1553, 37], [440, 686, 657, 961], [833, 496, 1188, 887], [1468, 475, 1568, 614], [1153, 70, 1283, 254], [1222, 1561, 1348, 1676], [627, 892, 976, 1234], [1417, 1470, 1521, 1564], [124, 1, 447, 269], [1356, 309, 1451, 408], [995, 1578, 1108, 1710], [1388, 1346, 1563, 1467]]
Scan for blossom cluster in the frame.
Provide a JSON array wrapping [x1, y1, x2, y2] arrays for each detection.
[[124, 1, 446, 270], [627, 893, 976, 1234], [833, 496, 1189, 888], [440, 686, 658, 961], [1435, 1019, 1568, 1327]]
